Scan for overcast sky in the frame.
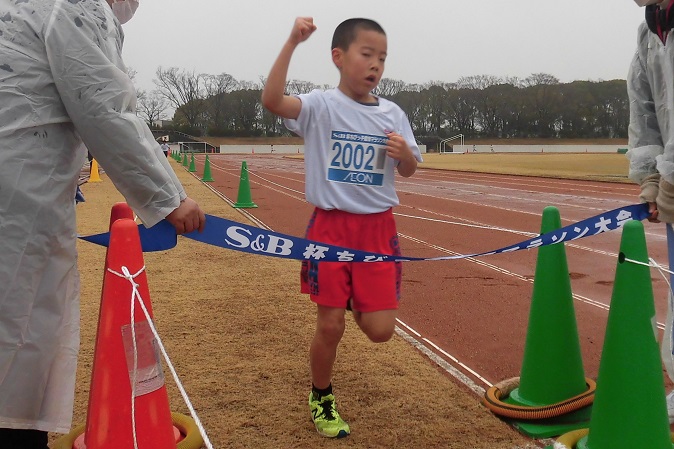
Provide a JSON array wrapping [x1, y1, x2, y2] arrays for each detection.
[[122, 0, 646, 93]]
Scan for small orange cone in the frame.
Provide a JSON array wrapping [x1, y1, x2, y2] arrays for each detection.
[[84, 218, 176, 449], [89, 159, 102, 183]]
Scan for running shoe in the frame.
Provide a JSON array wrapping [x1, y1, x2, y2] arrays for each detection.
[[309, 391, 350, 438]]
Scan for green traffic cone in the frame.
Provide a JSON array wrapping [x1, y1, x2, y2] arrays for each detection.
[[188, 153, 196, 173], [575, 220, 671, 449], [510, 206, 587, 406], [201, 155, 214, 182], [499, 206, 592, 438], [182, 153, 188, 167], [233, 161, 257, 208]]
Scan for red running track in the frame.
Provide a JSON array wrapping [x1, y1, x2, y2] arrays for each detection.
[[187, 154, 672, 394]]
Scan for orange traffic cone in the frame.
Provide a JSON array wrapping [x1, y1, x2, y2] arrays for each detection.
[[84, 218, 176, 449], [109, 202, 134, 228], [102, 203, 135, 276]]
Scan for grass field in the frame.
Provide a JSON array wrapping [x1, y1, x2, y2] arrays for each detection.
[[419, 153, 631, 183]]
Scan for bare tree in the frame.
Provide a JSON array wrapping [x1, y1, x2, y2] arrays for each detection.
[[521, 73, 562, 137], [522, 73, 560, 88], [373, 78, 406, 98], [286, 79, 319, 95], [136, 89, 169, 127], [154, 67, 207, 130], [204, 73, 239, 132], [456, 74, 502, 91], [420, 82, 451, 135]]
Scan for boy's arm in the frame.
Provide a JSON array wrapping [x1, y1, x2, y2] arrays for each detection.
[[261, 17, 316, 119], [385, 132, 418, 178], [396, 152, 418, 178]]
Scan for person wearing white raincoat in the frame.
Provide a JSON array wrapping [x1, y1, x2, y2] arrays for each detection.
[[628, 0, 674, 424], [0, 0, 206, 446]]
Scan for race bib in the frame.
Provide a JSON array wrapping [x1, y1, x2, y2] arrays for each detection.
[[327, 131, 387, 186]]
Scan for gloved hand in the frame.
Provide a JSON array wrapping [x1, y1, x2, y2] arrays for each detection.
[[657, 178, 674, 223], [640, 173, 661, 203]]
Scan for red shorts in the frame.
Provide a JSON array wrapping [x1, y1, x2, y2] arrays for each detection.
[[300, 208, 402, 313]]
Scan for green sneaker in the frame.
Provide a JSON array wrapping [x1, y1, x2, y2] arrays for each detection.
[[309, 391, 350, 438]]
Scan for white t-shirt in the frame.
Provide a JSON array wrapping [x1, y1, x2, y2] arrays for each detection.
[[285, 88, 422, 214]]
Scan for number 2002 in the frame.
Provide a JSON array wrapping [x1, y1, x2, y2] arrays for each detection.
[[330, 142, 376, 170]]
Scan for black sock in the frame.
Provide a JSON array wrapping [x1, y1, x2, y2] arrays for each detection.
[[312, 383, 333, 399]]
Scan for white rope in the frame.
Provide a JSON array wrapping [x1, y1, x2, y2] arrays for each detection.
[[106, 266, 144, 449], [108, 265, 214, 449], [623, 256, 674, 277], [622, 256, 674, 304]]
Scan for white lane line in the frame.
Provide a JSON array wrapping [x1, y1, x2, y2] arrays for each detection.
[[397, 319, 491, 387], [394, 326, 486, 396], [421, 338, 493, 387], [396, 319, 421, 337], [398, 182, 626, 214]]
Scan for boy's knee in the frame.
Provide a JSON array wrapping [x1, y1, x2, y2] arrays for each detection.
[[363, 326, 395, 343], [356, 310, 397, 342], [316, 316, 345, 341]]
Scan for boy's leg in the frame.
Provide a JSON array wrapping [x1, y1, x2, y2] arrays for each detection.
[[310, 305, 345, 389], [349, 208, 401, 343], [309, 305, 350, 438], [352, 309, 398, 343]]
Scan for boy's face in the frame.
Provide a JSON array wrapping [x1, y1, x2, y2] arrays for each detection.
[[333, 29, 387, 102]]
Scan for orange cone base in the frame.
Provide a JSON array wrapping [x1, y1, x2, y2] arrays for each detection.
[[52, 412, 204, 449]]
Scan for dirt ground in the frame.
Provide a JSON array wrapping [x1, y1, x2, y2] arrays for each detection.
[[50, 162, 540, 448]]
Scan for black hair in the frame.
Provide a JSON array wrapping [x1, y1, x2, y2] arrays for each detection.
[[331, 18, 386, 51]]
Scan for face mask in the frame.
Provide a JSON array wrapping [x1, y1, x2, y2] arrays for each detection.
[[111, 0, 139, 24]]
